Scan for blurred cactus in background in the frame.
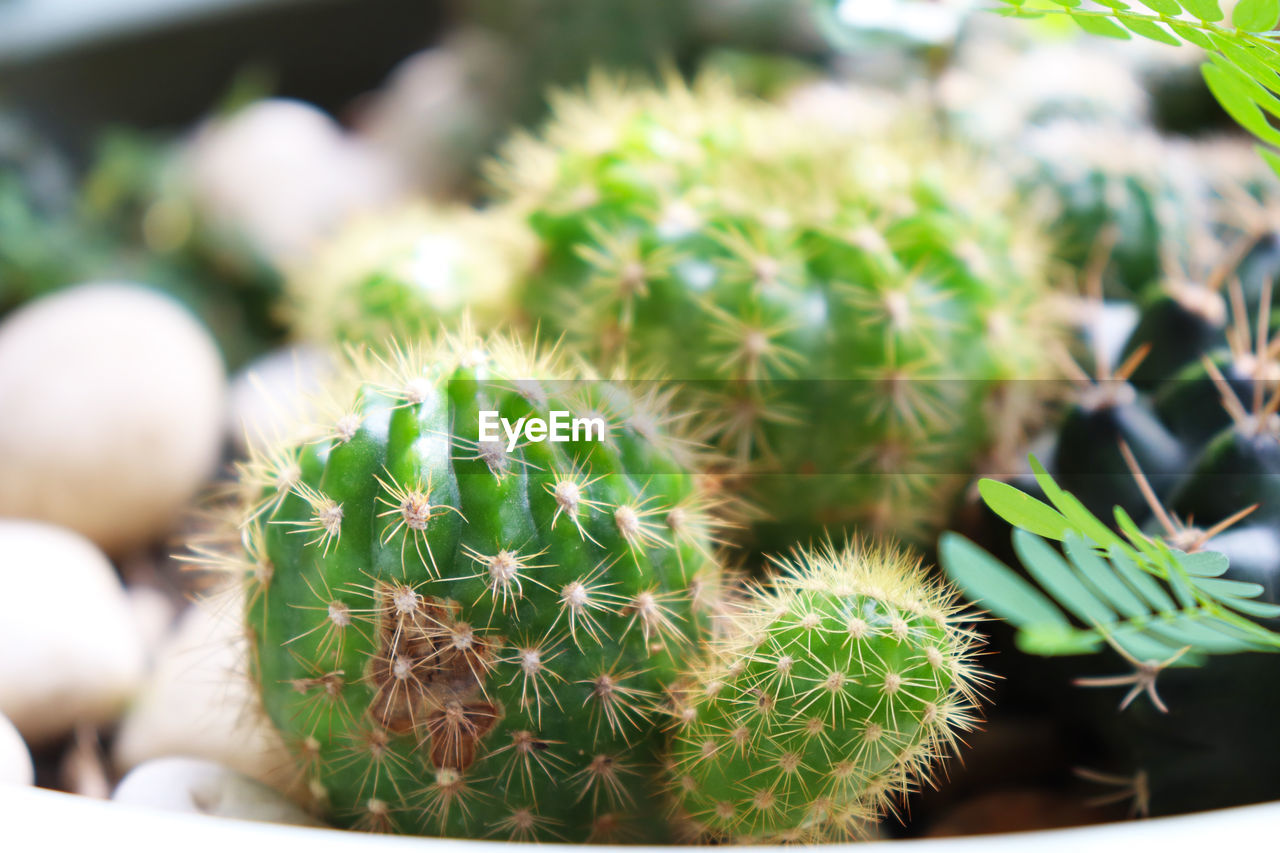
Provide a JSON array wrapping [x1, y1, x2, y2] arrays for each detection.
[[1017, 120, 1207, 300], [490, 74, 1060, 547], [284, 203, 532, 348]]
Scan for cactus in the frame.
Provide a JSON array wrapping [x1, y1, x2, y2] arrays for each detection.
[[1154, 335, 1280, 451], [491, 75, 1057, 545], [1045, 245, 1275, 524], [1113, 234, 1273, 390], [1047, 322, 1185, 527], [284, 204, 532, 347], [1018, 120, 1203, 300], [215, 326, 730, 840], [666, 539, 984, 843], [1172, 389, 1280, 530]]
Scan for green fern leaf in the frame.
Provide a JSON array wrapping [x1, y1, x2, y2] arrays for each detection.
[[1181, 0, 1225, 21], [938, 456, 1280, 660], [1218, 595, 1280, 619], [977, 0, 1280, 177], [1181, 551, 1230, 577], [1031, 457, 1123, 549], [1107, 544, 1177, 612], [1064, 533, 1147, 618], [1232, 0, 1279, 33], [1121, 16, 1181, 44], [1169, 21, 1217, 47], [938, 532, 1072, 629], [1072, 13, 1132, 38], [1014, 529, 1116, 625], [1192, 576, 1265, 597], [978, 478, 1069, 539], [1106, 623, 1191, 660]]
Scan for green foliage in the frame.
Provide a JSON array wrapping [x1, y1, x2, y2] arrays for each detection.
[[0, 125, 284, 368], [667, 540, 984, 843], [994, 0, 1280, 175], [940, 456, 1280, 661]]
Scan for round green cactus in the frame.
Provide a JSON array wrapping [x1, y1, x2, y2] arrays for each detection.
[[490, 75, 1058, 545], [284, 204, 532, 347], [665, 539, 984, 842], [220, 326, 729, 840]]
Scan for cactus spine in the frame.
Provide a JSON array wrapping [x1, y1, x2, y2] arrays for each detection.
[[222, 327, 729, 840], [491, 75, 1057, 544], [666, 539, 984, 842]]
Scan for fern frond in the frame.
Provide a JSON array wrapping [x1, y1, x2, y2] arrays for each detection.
[[939, 455, 1280, 662], [992, 0, 1280, 175]]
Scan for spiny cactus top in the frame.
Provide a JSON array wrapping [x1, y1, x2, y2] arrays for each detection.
[[490, 74, 1058, 544], [284, 204, 531, 347], [220, 327, 729, 841], [666, 539, 984, 843]]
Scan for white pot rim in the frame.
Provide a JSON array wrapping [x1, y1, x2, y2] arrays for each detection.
[[2, 785, 1277, 851]]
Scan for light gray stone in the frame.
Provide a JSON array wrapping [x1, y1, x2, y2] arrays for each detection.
[[113, 758, 322, 826], [0, 520, 146, 744], [0, 283, 226, 555]]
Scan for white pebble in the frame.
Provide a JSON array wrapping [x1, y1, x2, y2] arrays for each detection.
[[0, 520, 146, 745], [186, 99, 402, 264], [0, 283, 227, 555], [127, 585, 178, 663], [113, 597, 297, 793], [0, 711, 34, 786], [113, 758, 321, 826]]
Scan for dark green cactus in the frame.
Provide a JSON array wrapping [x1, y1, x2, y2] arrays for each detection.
[[491, 75, 1058, 546], [1019, 120, 1198, 300], [666, 539, 984, 842], [218, 327, 731, 840]]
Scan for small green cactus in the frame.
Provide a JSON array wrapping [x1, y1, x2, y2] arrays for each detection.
[[218, 325, 730, 840], [284, 204, 532, 347], [666, 539, 984, 843], [491, 75, 1058, 545]]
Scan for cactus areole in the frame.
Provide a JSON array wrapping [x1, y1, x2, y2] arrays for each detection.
[[230, 329, 727, 840]]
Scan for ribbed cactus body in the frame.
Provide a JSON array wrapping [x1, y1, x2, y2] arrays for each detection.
[[493, 76, 1055, 544], [666, 541, 983, 842], [233, 330, 725, 840]]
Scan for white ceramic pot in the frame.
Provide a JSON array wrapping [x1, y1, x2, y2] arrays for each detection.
[[1, 786, 1277, 852]]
